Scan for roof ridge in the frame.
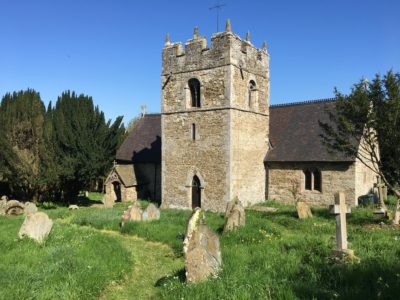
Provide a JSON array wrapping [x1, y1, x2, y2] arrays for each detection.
[[144, 113, 161, 116], [270, 98, 337, 108]]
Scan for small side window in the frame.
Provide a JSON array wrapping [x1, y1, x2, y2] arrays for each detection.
[[192, 123, 196, 140]]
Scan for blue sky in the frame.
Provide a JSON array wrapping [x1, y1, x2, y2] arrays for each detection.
[[0, 0, 399, 124]]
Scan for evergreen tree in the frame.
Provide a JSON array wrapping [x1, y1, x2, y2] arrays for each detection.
[[320, 70, 400, 210], [51, 91, 124, 202], [0, 90, 45, 200]]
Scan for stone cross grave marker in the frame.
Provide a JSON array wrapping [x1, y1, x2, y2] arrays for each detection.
[[330, 192, 351, 251], [374, 176, 387, 210]]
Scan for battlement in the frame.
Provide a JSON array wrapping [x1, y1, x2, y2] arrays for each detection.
[[162, 20, 269, 76]]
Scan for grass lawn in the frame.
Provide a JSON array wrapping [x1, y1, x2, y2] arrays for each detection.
[[1, 196, 400, 299], [0, 214, 131, 299]]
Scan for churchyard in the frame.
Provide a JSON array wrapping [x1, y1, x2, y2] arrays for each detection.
[[1, 194, 400, 299]]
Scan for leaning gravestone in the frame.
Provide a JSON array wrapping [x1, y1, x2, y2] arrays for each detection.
[[68, 205, 79, 210], [223, 198, 245, 233], [120, 202, 143, 226], [24, 202, 38, 216], [18, 212, 53, 244], [142, 203, 160, 221], [5, 200, 25, 216], [103, 195, 114, 208], [184, 208, 222, 283], [0, 199, 7, 215], [296, 201, 312, 219], [1, 195, 8, 201]]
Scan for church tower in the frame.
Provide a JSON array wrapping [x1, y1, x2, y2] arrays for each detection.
[[161, 21, 270, 212]]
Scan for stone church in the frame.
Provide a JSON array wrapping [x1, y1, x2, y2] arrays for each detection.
[[105, 22, 376, 212]]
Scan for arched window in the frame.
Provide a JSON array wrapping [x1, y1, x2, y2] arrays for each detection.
[[248, 80, 256, 108], [192, 175, 201, 209], [188, 78, 201, 108]]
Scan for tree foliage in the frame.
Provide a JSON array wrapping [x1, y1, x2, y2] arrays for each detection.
[[0, 90, 125, 202], [320, 70, 400, 199], [0, 90, 45, 199]]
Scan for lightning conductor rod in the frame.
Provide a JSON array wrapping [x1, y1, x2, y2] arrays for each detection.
[[209, 2, 226, 32]]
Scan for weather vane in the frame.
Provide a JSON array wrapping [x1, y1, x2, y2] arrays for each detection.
[[209, 1, 226, 32]]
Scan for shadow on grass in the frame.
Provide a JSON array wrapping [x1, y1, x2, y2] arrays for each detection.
[[155, 268, 186, 287], [75, 196, 103, 207]]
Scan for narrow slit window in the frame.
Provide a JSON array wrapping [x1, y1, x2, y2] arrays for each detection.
[[192, 123, 196, 140], [188, 78, 201, 107]]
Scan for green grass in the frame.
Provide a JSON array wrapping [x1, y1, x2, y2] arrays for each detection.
[[0, 215, 132, 300], [154, 205, 400, 300], [2, 198, 400, 299]]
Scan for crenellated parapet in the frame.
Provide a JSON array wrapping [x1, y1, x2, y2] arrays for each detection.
[[162, 20, 269, 77]]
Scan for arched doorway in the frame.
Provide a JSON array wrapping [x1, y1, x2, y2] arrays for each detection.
[[191, 175, 201, 209], [112, 181, 122, 202]]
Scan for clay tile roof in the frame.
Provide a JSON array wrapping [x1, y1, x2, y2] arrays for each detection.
[[116, 114, 161, 163], [115, 165, 137, 187], [265, 99, 357, 163]]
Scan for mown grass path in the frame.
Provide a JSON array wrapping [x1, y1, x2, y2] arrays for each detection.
[[98, 230, 183, 300]]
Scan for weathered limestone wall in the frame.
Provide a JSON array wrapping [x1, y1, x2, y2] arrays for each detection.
[[267, 162, 356, 206], [231, 110, 269, 206], [354, 137, 378, 203], [161, 29, 269, 212], [134, 163, 161, 202], [162, 66, 228, 112], [162, 110, 230, 211], [122, 186, 137, 202], [355, 158, 376, 203], [104, 181, 137, 205]]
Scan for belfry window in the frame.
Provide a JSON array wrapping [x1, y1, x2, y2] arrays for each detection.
[[189, 78, 201, 108], [249, 80, 256, 108], [303, 169, 322, 192]]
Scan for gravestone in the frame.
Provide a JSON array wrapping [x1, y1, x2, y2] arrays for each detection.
[[142, 203, 160, 221], [296, 201, 312, 219], [5, 200, 24, 216], [184, 208, 222, 283], [103, 195, 114, 208], [373, 177, 388, 217], [0, 199, 7, 215], [223, 198, 245, 233], [1, 195, 8, 201], [120, 202, 142, 226], [24, 202, 38, 215], [68, 205, 79, 210], [18, 212, 53, 244], [330, 192, 356, 260]]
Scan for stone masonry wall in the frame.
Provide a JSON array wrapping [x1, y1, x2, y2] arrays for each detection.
[[231, 110, 269, 206], [162, 110, 230, 212], [267, 162, 356, 206], [162, 29, 269, 212]]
